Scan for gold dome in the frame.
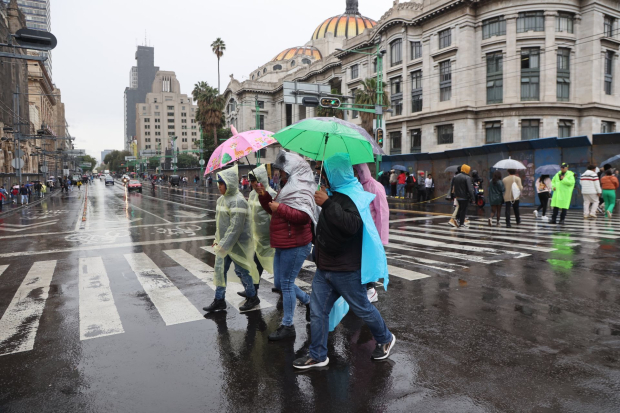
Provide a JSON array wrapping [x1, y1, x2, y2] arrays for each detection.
[[272, 46, 322, 62], [311, 1, 376, 40]]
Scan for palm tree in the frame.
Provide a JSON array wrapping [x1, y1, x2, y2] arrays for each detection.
[[192, 81, 225, 146], [354, 78, 390, 136], [211, 38, 226, 94]]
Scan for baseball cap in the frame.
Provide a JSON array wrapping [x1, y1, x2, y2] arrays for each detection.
[[561, 162, 569, 168]]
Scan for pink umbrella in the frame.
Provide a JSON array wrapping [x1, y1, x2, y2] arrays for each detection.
[[204, 125, 276, 175]]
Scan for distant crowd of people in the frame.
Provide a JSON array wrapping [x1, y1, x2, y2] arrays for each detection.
[[377, 170, 435, 202]]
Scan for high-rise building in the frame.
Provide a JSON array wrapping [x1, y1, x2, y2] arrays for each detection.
[[124, 46, 159, 150], [101, 149, 113, 164]]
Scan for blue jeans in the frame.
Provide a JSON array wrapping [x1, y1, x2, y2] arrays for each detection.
[[396, 183, 405, 197], [215, 255, 256, 300], [383, 184, 389, 195], [309, 268, 392, 362], [274, 243, 311, 326]]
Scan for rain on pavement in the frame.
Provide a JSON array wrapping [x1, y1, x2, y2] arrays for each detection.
[[0, 180, 618, 412]]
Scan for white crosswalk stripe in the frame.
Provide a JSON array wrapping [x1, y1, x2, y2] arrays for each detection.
[[502, 220, 619, 237], [390, 232, 534, 256], [79, 257, 124, 341], [386, 242, 502, 265], [441, 221, 619, 240], [0, 265, 8, 279], [124, 253, 204, 326], [0, 261, 56, 356]]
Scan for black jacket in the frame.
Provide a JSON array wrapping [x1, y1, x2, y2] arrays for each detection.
[[315, 192, 363, 271], [452, 173, 475, 201]]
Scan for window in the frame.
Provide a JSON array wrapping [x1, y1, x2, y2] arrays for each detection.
[[558, 120, 573, 138], [391, 76, 402, 95], [192, 132, 197, 136], [191, 119, 196, 123], [155, 125, 160, 129], [168, 119, 174, 123], [155, 112, 160, 116], [145, 132, 150, 136], [181, 112, 187, 117], [521, 48, 540, 101], [556, 13, 574, 33], [259, 115, 265, 130], [291, 60, 295, 66], [390, 39, 402, 66], [517, 11, 544, 33], [604, 16, 615, 38], [437, 125, 454, 144], [273, 64, 282, 70], [351, 89, 358, 118], [410, 41, 422, 60], [372, 59, 377, 73], [167, 112, 174, 116], [182, 119, 187, 123], [182, 133, 187, 137], [168, 132, 175, 136], [391, 77, 403, 115], [144, 118, 150, 122], [390, 132, 402, 154], [302, 58, 311, 65], [351, 64, 359, 79], [521, 120, 540, 140], [168, 125, 175, 129], [482, 17, 506, 39], [167, 106, 174, 110], [155, 132, 161, 136], [145, 125, 150, 129], [257, 101, 265, 109], [487, 52, 503, 104], [485, 121, 502, 144], [286, 104, 293, 126], [263, 68, 267, 74], [439, 61, 452, 101], [182, 137, 187, 142], [145, 138, 151, 142], [146, 145, 151, 149], [439, 29, 451, 49], [410, 129, 421, 153], [602, 121, 616, 133], [411, 70, 423, 112], [557, 48, 570, 101], [605, 51, 614, 95]]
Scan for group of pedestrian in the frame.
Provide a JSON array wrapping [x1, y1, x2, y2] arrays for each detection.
[[378, 169, 434, 202], [203, 150, 395, 369]]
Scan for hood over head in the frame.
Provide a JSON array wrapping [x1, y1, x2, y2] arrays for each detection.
[[324, 153, 359, 193], [353, 163, 373, 185], [248, 164, 269, 187], [217, 164, 239, 196]]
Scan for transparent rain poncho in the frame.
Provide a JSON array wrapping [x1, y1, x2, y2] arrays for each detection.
[[213, 164, 259, 287], [248, 164, 276, 274]]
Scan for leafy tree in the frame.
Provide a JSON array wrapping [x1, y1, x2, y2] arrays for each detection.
[[103, 150, 132, 172], [316, 88, 344, 119], [192, 81, 225, 147], [148, 158, 160, 170], [80, 155, 97, 171], [177, 153, 199, 169], [211, 38, 226, 93], [354, 78, 390, 136]]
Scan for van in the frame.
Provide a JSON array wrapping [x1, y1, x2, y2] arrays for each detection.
[[170, 175, 180, 187]]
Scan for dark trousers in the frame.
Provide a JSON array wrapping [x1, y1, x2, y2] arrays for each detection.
[[536, 192, 550, 215], [551, 207, 567, 223], [505, 200, 521, 225], [418, 188, 427, 202], [426, 188, 433, 201], [390, 183, 396, 197], [254, 254, 263, 289], [457, 200, 469, 225]]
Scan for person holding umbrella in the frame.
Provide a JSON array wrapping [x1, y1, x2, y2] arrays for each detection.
[[503, 169, 523, 228], [550, 163, 576, 224]]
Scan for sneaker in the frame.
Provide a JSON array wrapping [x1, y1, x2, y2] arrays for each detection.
[[460, 224, 469, 229], [488, 218, 493, 227], [533, 210, 538, 218], [237, 284, 259, 298], [367, 287, 378, 303], [559, 220, 565, 225], [372, 334, 396, 360], [583, 215, 589, 219], [239, 295, 260, 311], [589, 214, 597, 219], [293, 355, 329, 369], [271, 287, 282, 294], [268, 324, 296, 341], [203, 298, 226, 312], [448, 218, 458, 228], [465, 219, 470, 225], [541, 216, 549, 221], [606, 210, 612, 218]]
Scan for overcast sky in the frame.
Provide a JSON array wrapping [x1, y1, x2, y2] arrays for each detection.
[[52, 0, 391, 162]]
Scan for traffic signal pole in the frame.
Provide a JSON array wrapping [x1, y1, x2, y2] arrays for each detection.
[[375, 44, 383, 179]]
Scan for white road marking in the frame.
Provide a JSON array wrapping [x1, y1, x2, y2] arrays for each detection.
[[519, 216, 620, 227], [117, 185, 216, 213], [506, 220, 619, 237], [385, 253, 456, 272], [0, 221, 58, 232], [79, 257, 124, 341], [387, 265, 430, 280], [385, 242, 500, 264], [124, 253, 204, 325], [449, 222, 620, 240], [165, 249, 273, 312], [174, 211, 207, 219], [0, 261, 56, 356], [0, 265, 8, 279], [389, 216, 449, 223]]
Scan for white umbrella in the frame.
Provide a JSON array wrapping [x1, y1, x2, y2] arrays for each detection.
[[493, 157, 526, 170]]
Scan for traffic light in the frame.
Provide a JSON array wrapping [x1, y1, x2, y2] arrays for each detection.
[[376, 128, 384, 146], [320, 97, 341, 108], [302, 97, 320, 107]]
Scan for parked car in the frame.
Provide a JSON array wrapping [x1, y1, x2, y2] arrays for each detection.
[[169, 175, 180, 187], [104, 175, 114, 186], [127, 180, 142, 193]]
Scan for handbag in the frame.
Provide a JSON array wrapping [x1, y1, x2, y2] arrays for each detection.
[[511, 179, 521, 201]]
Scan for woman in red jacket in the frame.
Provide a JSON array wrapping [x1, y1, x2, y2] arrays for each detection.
[[258, 151, 319, 341]]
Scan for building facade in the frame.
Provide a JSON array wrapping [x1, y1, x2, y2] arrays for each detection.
[[135, 71, 199, 162], [101, 149, 112, 164]]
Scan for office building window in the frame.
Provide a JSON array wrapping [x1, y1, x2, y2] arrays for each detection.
[[410, 41, 422, 59], [556, 12, 574, 33], [485, 121, 502, 144], [439, 28, 451, 49], [182, 119, 187, 123], [144, 125, 150, 129], [192, 132, 197, 136], [605, 51, 614, 95], [182, 137, 187, 142], [155, 125, 160, 129], [517, 11, 544, 33], [168, 119, 174, 123], [439, 61, 452, 101], [259, 115, 265, 130], [410, 129, 421, 153], [167, 112, 174, 116], [181, 112, 187, 117], [601, 121, 616, 133], [391, 76, 402, 95], [521, 120, 540, 140], [351, 89, 358, 118], [604, 16, 615, 37], [351, 64, 359, 79], [521, 48, 540, 101], [144, 118, 150, 122], [182, 132, 187, 137], [391, 77, 402, 116], [168, 125, 175, 129], [390, 39, 402, 66], [168, 132, 175, 136], [155, 112, 160, 117], [558, 120, 573, 138], [411, 70, 423, 112], [167, 106, 174, 110], [487, 52, 503, 104], [257, 101, 265, 109], [146, 145, 151, 149], [437, 124, 454, 144], [390, 132, 402, 154], [372, 59, 377, 73], [482, 16, 506, 39], [155, 132, 161, 136], [557, 48, 570, 101]]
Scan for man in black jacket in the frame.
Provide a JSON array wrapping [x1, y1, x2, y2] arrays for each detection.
[[452, 164, 475, 228]]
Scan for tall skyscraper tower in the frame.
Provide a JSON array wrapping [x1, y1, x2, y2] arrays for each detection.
[[6, 0, 52, 77]]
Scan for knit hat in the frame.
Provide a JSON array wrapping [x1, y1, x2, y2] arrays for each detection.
[[461, 164, 471, 174]]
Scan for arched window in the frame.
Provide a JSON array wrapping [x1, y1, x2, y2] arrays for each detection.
[[257, 72, 260, 77], [251, 75, 254, 80], [291, 60, 296, 67], [263, 68, 267, 74], [273, 64, 282, 70], [302, 58, 311, 65]]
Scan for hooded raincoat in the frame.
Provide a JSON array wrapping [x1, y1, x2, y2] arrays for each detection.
[[551, 170, 576, 209], [213, 165, 259, 287], [353, 163, 389, 245], [248, 165, 276, 274]]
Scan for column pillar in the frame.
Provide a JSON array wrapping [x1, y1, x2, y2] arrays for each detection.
[[504, 14, 519, 103], [457, 21, 476, 106], [422, 35, 432, 110], [543, 11, 558, 102]]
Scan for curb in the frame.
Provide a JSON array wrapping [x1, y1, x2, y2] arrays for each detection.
[[0, 189, 63, 218]]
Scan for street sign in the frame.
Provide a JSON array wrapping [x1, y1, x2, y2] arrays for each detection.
[[14, 28, 57, 51], [64, 149, 85, 156], [199, 159, 205, 166], [11, 159, 24, 169], [40, 165, 48, 172], [14, 149, 23, 158], [283, 81, 331, 105], [125, 156, 136, 161], [80, 163, 92, 168], [302, 97, 320, 107], [140, 149, 158, 157]]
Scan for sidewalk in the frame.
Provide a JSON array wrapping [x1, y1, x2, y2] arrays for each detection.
[[0, 189, 62, 218]]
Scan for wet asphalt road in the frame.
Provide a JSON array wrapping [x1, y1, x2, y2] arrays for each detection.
[[0, 180, 619, 413]]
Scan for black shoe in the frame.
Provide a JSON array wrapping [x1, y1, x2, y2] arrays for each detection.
[[551, 220, 557, 224], [272, 287, 281, 294], [237, 284, 259, 298], [268, 324, 296, 341], [506, 224, 512, 228], [305, 303, 311, 322], [203, 299, 226, 312], [559, 220, 565, 225], [239, 295, 260, 312], [293, 355, 329, 369], [371, 334, 396, 360]]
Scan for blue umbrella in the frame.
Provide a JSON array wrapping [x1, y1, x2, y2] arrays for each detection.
[[392, 165, 407, 172], [535, 164, 561, 175], [599, 154, 620, 167]]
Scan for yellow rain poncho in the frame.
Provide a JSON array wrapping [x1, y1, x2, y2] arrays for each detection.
[[213, 164, 259, 287], [248, 165, 276, 274]]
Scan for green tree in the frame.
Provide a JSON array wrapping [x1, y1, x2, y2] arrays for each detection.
[[148, 158, 160, 170], [177, 153, 199, 168], [211, 38, 226, 94], [316, 88, 344, 119], [192, 81, 224, 147], [80, 155, 97, 171], [103, 150, 132, 172], [354, 78, 390, 136]]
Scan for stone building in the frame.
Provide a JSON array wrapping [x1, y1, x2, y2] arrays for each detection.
[[223, 0, 620, 161]]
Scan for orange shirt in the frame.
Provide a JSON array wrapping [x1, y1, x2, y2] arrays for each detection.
[[601, 175, 619, 190]]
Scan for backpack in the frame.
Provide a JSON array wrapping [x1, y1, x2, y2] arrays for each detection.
[[510, 176, 520, 201]]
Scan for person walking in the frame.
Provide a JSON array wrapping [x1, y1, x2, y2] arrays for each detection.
[[389, 170, 397, 197], [503, 169, 523, 228], [19, 184, 28, 205], [354, 162, 389, 303], [448, 166, 461, 228], [488, 171, 505, 226], [580, 165, 602, 219], [601, 169, 619, 218], [0, 186, 6, 212], [77, 180, 82, 191], [404, 172, 415, 199], [396, 170, 406, 199], [11, 185, 18, 203], [379, 170, 390, 195], [417, 172, 427, 203], [34, 181, 42, 198], [534, 174, 552, 220], [425, 173, 435, 202], [551, 163, 576, 224], [294, 153, 394, 369], [597, 164, 612, 213], [452, 164, 475, 228], [258, 151, 318, 341], [202, 165, 260, 313]]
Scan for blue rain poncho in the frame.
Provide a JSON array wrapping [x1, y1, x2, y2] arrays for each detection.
[[213, 164, 259, 287], [248, 165, 276, 274]]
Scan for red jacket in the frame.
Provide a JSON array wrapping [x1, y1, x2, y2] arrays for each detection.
[[258, 191, 312, 249], [397, 173, 407, 184]]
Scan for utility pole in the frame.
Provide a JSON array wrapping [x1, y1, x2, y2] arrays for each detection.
[[13, 86, 22, 183], [375, 44, 384, 179], [171, 136, 178, 173], [255, 94, 261, 165]]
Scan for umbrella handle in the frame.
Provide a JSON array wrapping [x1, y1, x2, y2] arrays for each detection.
[[317, 133, 329, 191]]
